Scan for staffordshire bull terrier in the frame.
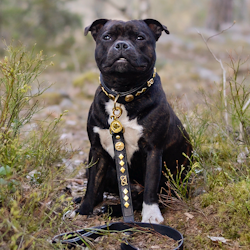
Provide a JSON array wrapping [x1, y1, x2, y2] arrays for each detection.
[[77, 19, 192, 224]]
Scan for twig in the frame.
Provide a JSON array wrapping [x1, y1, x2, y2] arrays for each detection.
[[197, 22, 236, 128], [206, 21, 236, 43]]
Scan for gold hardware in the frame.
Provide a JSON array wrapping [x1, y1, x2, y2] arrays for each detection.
[[135, 87, 147, 97], [116, 135, 120, 139], [120, 167, 125, 173], [115, 141, 124, 151], [147, 78, 154, 87], [125, 94, 134, 102], [110, 120, 123, 134], [123, 188, 128, 195], [100, 85, 115, 101], [119, 154, 124, 160], [124, 202, 130, 208], [124, 195, 129, 201], [100, 67, 156, 101], [112, 107, 123, 119], [120, 175, 128, 186], [108, 94, 115, 100], [119, 160, 125, 166], [101, 86, 108, 97], [153, 67, 156, 78]]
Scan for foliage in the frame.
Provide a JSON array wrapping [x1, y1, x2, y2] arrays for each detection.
[[163, 156, 200, 201], [0, 0, 82, 53], [202, 179, 250, 245], [0, 43, 71, 249], [179, 48, 250, 248]]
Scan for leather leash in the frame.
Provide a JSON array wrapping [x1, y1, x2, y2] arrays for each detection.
[[52, 221, 184, 249], [109, 95, 134, 222], [52, 69, 184, 249]]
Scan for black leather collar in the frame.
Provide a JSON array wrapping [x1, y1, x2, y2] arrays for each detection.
[[99, 67, 156, 104]]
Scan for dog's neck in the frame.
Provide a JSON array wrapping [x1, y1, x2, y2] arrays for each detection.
[[100, 68, 155, 92]]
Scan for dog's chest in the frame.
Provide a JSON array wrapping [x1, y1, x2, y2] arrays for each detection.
[[93, 100, 143, 163]]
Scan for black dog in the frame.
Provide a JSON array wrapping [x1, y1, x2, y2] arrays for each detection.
[[77, 19, 192, 224]]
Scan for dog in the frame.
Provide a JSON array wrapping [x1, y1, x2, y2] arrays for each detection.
[[77, 19, 192, 224]]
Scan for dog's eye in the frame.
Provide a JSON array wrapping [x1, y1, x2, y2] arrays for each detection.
[[137, 35, 145, 40], [103, 35, 111, 40]]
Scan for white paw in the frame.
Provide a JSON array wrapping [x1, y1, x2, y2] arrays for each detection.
[[141, 202, 164, 224]]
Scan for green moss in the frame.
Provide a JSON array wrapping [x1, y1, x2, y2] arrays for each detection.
[[201, 180, 250, 244]]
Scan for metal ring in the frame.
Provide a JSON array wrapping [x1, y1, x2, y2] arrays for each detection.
[[113, 106, 123, 118]]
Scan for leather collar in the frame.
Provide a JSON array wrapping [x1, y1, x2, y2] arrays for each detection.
[[99, 67, 156, 104]]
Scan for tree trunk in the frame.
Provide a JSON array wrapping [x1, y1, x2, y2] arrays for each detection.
[[206, 0, 233, 31]]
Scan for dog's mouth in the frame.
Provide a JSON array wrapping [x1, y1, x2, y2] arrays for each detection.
[[102, 55, 148, 72], [115, 57, 128, 63]]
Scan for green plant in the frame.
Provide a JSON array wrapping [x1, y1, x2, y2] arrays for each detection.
[[0, 42, 72, 249], [163, 156, 200, 201], [0, 42, 52, 139]]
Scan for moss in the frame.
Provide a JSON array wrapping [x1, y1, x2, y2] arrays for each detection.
[[201, 180, 250, 244]]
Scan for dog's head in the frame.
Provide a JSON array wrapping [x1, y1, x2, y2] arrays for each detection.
[[85, 19, 169, 76]]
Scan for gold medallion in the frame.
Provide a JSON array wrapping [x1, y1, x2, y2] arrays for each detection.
[[110, 120, 123, 134], [115, 141, 124, 151], [125, 94, 134, 102]]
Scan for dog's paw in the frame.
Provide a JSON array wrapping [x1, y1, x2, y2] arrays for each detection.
[[141, 202, 164, 224]]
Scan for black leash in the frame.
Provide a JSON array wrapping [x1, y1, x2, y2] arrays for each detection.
[[109, 99, 134, 222], [52, 71, 184, 249], [52, 221, 184, 249]]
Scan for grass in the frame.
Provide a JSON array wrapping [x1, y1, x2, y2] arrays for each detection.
[[0, 42, 74, 250]]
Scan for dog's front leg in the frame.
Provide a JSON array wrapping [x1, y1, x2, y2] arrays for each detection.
[[141, 149, 164, 224], [77, 147, 109, 215]]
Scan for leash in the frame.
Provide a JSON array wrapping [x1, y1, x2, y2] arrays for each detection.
[[52, 69, 184, 249], [109, 94, 134, 222], [52, 221, 184, 249]]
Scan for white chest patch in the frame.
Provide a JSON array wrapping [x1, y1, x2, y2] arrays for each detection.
[[93, 100, 143, 163]]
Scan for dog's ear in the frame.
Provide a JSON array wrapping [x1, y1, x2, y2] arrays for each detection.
[[84, 19, 109, 40], [143, 19, 169, 41]]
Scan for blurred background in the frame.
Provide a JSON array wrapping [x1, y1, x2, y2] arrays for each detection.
[[0, 0, 250, 153]]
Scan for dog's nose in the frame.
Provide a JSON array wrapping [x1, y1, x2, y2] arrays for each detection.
[[114, 41, 130, 51]]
